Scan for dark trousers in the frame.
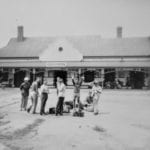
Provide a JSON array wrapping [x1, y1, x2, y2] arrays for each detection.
[[56, 97, 64, 115], [40, 93, 48, 115]]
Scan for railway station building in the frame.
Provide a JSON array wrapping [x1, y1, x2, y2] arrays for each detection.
[[0, 26, 150, 89]]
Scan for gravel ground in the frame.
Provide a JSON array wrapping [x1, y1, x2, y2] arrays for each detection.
[[0, 88, 150, 150]]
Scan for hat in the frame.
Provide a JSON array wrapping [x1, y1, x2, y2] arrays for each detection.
[[24, 77, 29, 81]]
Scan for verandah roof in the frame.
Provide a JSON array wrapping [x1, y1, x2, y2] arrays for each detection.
[[0, 60, 150, 68]]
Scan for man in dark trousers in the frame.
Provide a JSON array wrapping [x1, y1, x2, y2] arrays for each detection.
[[40, 79, 49, 115], [55, 78, 66, 116], [20, 77, 30, 111]]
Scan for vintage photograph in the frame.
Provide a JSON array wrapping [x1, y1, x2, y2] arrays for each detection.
[[0, 0, 150, 149]]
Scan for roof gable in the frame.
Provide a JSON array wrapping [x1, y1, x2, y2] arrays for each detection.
[[39, 39, 83, 61]]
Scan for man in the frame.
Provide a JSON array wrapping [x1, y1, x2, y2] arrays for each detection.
[[56, 76, 60, 95], [55, 78, 66, 116], [91, 79, 102, 115], [20, 77, 30, 111], [72, 73, 83, 111], [40, 79, 49, 115], [27, 77, 42, 114]]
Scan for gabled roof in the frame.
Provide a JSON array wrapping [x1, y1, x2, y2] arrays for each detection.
[[39, 39, 83, 61], [0, 36, 150, 58]]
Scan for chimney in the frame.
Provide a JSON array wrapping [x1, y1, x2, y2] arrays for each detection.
[[117, 26, 122, 38], [17, 26, 24, 41]]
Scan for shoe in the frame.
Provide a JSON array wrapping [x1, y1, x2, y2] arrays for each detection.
[[94, 112, 99, 115], [27, 108, 30, 113]]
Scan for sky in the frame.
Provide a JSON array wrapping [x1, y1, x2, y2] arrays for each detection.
[[0, 0, 150, 47]]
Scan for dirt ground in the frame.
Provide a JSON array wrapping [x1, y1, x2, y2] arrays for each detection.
[[0, 88, 150, 150]]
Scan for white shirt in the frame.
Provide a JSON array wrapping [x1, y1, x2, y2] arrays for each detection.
[[57, 83, 66, 97], [40, 84, 49, 94], [91, 85, 102, 99]]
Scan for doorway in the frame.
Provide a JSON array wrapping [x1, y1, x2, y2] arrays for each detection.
[[130, 71, 144, 89], [54, 70, 67, 86], [104, 69, 116, 88], [14, 70, 26, 87], [0, 71, 9, 82], [84, 71, 95, 82]]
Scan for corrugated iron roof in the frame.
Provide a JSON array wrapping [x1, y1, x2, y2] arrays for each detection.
[[0, 36, 150, 58]]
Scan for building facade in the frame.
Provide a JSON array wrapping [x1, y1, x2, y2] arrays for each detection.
[[0, 26, 150, 89]]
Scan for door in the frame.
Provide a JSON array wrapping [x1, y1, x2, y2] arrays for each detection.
[[84, 71, 95, 82], [54, 70, 67, 86], [130, 71, 144, 89], [14, 70, 26, 87]]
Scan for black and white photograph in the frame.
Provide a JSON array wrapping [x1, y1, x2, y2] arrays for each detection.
[[0, 0, 150, 149]]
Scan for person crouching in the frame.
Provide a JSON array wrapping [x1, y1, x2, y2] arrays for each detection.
[[40, 79, 49, 115], [55, 78, 66, 116]]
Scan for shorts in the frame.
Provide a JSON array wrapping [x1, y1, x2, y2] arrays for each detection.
[[73, 93, 80, 98]]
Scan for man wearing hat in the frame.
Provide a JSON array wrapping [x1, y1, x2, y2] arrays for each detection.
[[20, 77, 30, 111], [91, 79, 102, 115]]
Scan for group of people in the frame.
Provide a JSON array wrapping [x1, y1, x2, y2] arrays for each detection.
[[20, 73, 102, 116]]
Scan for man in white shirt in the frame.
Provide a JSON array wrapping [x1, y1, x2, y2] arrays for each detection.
[[27, 77, 42, 114], [55, 78, 66, 116], [40, 79, 49, 115], [91, 79, 102, 115]]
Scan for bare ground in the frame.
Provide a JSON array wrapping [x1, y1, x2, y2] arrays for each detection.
[[0, 88, 150, 150]]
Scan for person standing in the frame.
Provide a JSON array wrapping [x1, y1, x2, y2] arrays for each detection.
[[56, 76, 60, 95], [27, 77, 41, 114], [91, 80, 102, 115], [40, 79, 49, 115], [72, 73, 83, 111], [55, 78, 66, 116], [20, 77, 30, 111]]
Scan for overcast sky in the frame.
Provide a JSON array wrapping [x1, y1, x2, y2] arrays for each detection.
[[0, 0, 150, 47]]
